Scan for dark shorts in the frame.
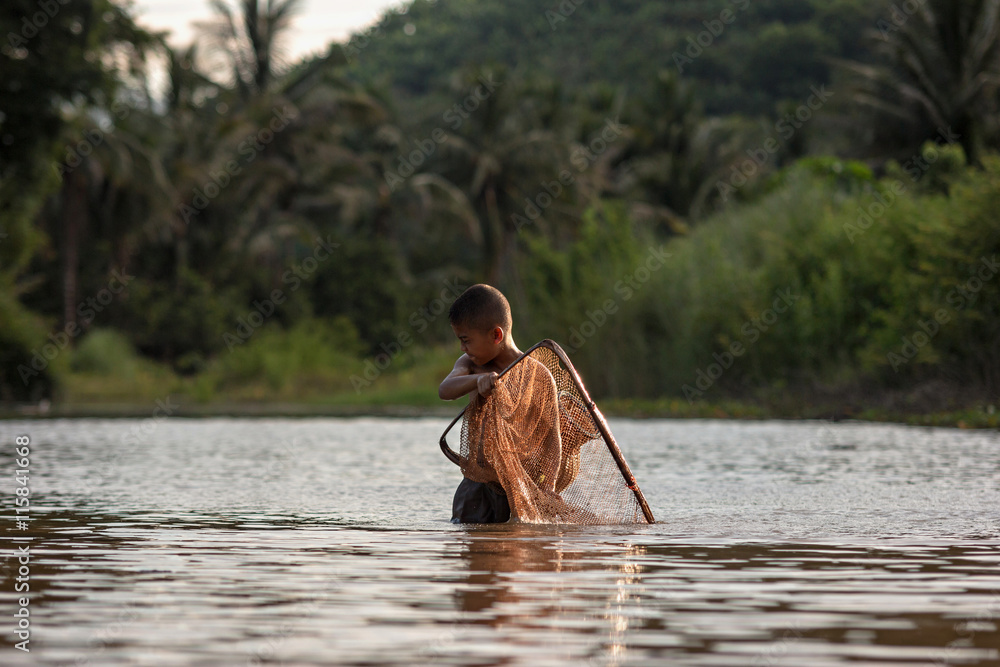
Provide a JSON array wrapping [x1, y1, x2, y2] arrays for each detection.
[[451, 478, 510, 524]]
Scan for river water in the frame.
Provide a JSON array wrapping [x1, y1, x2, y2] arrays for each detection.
[[1, 417, 998, 666]]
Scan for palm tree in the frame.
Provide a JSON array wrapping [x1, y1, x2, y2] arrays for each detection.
[[434, 69, 579, 285], [37, 15, 168, 333], [46, 91, 177, 332], [612, 71, 757, 224], [839, 0, 1000, 165], [199, 0, 303, 99]]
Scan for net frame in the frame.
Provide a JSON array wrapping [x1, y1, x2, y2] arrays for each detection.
[[439, 339, 655, 524]]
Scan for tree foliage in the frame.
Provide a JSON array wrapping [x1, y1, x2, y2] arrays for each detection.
[[1, 0, 998, 408], [840, 0, 1000, 164]]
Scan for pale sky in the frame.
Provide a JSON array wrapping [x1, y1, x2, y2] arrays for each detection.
[[131, 0, 410, 61]]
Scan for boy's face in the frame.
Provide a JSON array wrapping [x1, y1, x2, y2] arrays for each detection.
[[451, 322, 501, 366]]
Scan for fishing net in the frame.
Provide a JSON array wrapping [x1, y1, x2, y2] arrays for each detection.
[[440, 340, 654, 524]]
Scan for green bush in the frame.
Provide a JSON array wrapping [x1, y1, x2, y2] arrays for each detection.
[[71, 329, 141, 377], [611, 154, 1000, 402], [0, 291, 60, 402], [518, 202, 654, 396], [205, 317, 364, 397], [117, 267, 245, 371]]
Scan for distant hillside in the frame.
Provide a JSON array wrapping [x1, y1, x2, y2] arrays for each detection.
[[345, 0, 882, 116]]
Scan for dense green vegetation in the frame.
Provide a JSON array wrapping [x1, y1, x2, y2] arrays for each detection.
[[348, 0, 879, 115], [1, 0, 998, 423]]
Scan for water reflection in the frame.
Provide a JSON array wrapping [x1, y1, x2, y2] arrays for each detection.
[[0, 417, 999, 665], [443, 526, 649, 666]]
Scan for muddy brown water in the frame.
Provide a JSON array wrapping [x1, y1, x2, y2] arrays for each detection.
[[1, 418, 998, 665]]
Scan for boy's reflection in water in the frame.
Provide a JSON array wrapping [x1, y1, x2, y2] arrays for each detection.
[[450, 525, 648, 663]]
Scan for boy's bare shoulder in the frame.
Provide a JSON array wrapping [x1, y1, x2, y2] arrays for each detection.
[[448, 354, 475, 375]]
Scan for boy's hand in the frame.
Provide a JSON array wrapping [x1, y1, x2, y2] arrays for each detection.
[[477, 372, 498, 397]]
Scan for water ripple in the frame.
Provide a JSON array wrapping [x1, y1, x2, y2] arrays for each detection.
[[1, 418, 998, 665]]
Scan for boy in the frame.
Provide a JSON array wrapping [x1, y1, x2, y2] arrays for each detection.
[[439, 284, 523, 523]]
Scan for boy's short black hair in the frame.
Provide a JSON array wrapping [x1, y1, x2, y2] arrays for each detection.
[[449, 284, 512, 332]]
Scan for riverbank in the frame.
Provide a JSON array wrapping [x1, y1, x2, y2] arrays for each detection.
[[3, 395, 996, 429], [601, 397, 999, 429], [3, 340, 996, 428]]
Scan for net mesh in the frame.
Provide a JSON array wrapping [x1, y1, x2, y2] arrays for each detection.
[[446, 341, 653, 524]]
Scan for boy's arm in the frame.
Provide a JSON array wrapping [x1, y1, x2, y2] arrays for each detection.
[[439, 355, 498, 400]]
